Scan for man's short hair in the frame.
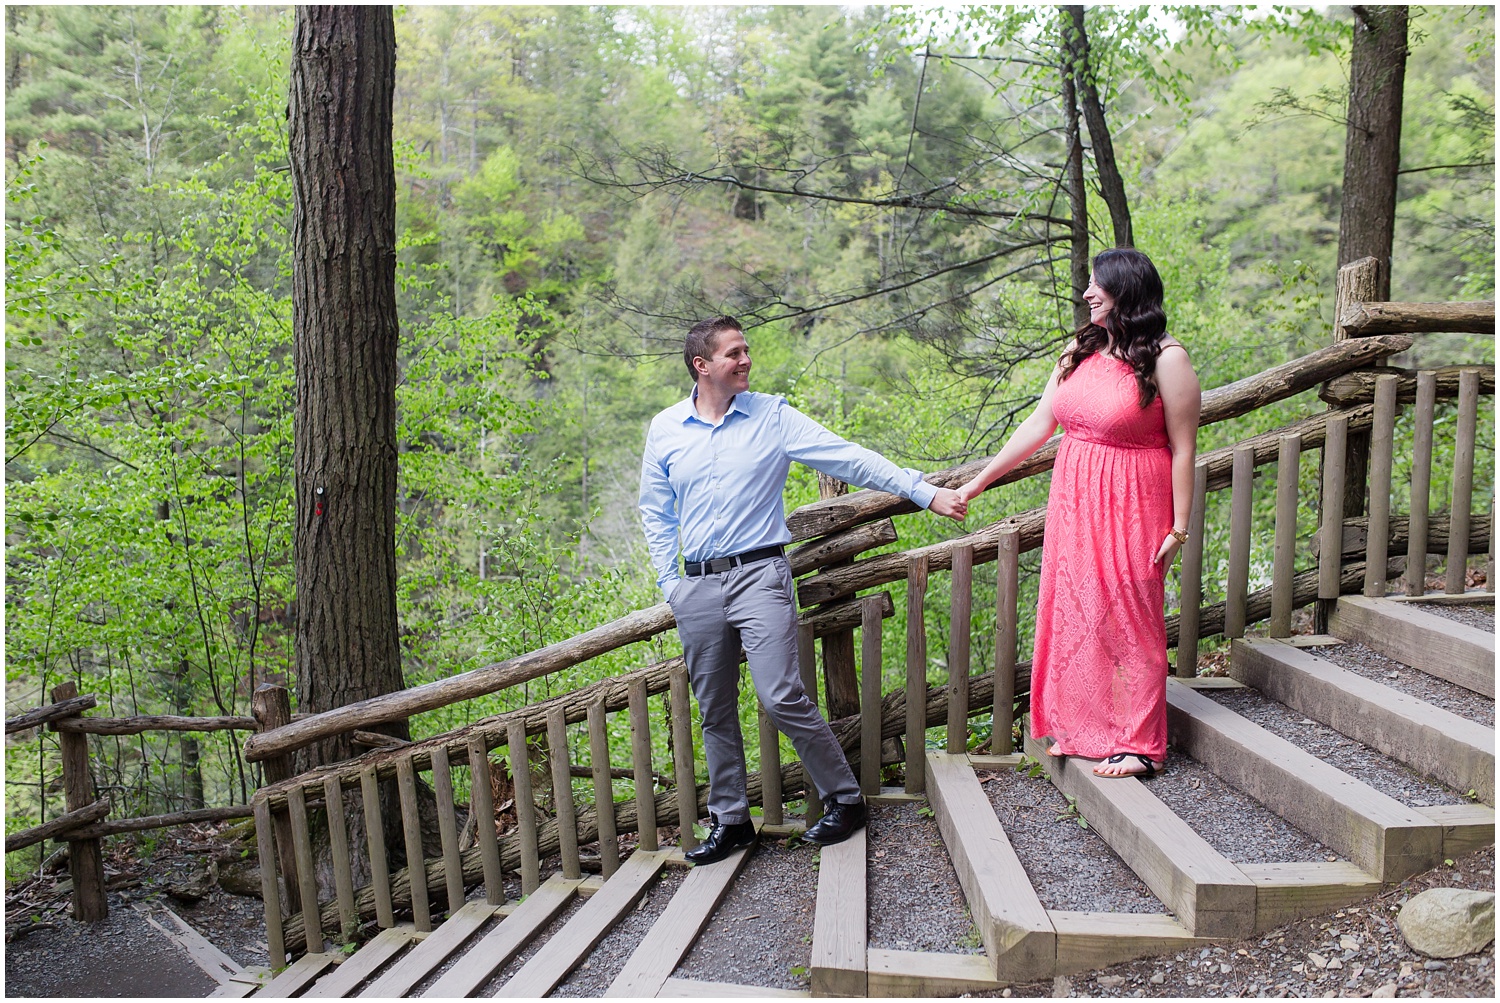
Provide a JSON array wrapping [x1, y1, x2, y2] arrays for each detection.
[[684, 315, 743, 381]]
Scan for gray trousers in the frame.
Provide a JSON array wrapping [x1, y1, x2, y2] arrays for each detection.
[[669, 555, 862, 824]]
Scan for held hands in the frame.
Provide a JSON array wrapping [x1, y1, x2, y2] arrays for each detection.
[[929, 487, 968, 521]]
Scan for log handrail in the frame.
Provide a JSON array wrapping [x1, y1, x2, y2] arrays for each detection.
[[4, 799, 110, 853], [1339, 300, 1495, 337], [53, 713, 259, 735], [5, 694, 97, 734], [242, 335, 1415, 765]]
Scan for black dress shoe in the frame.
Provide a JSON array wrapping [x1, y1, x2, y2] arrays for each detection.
[[803, 799, 867, 846], [683, 816, 757, 865]]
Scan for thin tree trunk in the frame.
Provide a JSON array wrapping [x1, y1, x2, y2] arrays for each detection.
[[1059, 28, 1090, 329], [289, 6, 407, 771], [1065, 5, 1132, 248], [1338, 5, 1408, 302]]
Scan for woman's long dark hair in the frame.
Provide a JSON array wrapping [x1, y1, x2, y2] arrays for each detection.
[[1059, 248, 1169, 408]]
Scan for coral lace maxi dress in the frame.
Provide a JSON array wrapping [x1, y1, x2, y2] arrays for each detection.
[[1030, 352, 1173, 764]]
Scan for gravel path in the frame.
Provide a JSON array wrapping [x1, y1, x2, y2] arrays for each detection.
[[982, 764, 1165, 914], [474, 895, 587, 993], [867, 801, 982, 954], [1002, 847, 1496, 999], [1410, 599, 1495, 632], [1315, 640, 1495, 727], [672, 835, 816, 991], [1205, 689, 1468, 807], [552, 867, 686, 996], [1148, 755, 1343, 864]]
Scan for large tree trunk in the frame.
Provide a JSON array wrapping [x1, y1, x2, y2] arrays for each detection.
[[289, 6, 406, 771], [1065, 6, 1132, 249], [1338, 5, 1408, 301], [1058, 20, 1090, 329]]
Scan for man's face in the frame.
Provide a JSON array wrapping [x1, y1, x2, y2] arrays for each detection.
[[696, 329, 751, 395]]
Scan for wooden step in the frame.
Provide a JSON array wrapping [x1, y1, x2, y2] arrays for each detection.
[[658, 976, 809, 997], [1165, 678, 1444, 882], [421, 873, 581, 998], [1329, 595, 1495, 697], [1049, 911, 1214, 976], [493, 849, 670, 997], [605, 823, 761, 997], [1019, 734, 1256, 939], [1416, 803, 1496, 857], [357, 900, 499, 998], [810, 826, 867, 997], [303, 925, 417, 998], [254, 952, 339, 998], [865, 949, 1003, 997], [924, 750, 1055, 980], [1237, 862, 1382, 931], [1231, 636, 1495, 804]]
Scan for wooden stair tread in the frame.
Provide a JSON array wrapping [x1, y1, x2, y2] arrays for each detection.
[[1231, 636, 1495, 804], [925, 750, 1054, 980], [357, 900, 497, 998], [810, 826, 867, 997], [1019, 733, 1256, 939], [492, 849, 670, 998], [605, 824, 760, 998], [1165, 678, 1443, 882], [302, 925, 417, 998], [658, 976, 809, 997], [1236, 861, 1383, 930], [865, 949, 1002, 997], [420, 873, 580, 998], [1329, 595, 1495, 696], [252, 951, 339, 999], [1048, 911, 1215, 975]]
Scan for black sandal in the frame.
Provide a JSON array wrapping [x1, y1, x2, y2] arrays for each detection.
[[1094, 752, 1158, 779]]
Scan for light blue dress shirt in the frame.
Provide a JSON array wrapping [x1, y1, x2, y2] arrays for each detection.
[[639, 390, 939, 601]]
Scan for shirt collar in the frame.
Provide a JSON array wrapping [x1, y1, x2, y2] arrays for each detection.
[[679, 386, 749, 425]]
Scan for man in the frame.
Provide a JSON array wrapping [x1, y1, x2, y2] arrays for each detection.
[[639, 315, 967, 865]]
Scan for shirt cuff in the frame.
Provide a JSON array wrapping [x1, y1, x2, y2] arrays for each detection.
[[909, 479, 939, 510], [661, 578, 680, 603]]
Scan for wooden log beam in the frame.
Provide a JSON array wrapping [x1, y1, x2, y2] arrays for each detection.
[[1339, 300, 1495, 336], [1320, 365, 1495, 407], [785, 334, 1412, 541], [66, 804, 253, 840], [5, 694, 97, 735], [5, 800, 110, 853], [788, 517, 897, 572], [54, 714, 258, 735]]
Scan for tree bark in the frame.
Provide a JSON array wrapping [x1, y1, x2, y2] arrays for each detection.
[[1065, 6, 1132, 248], [289, 6, 406, 769], [1058, 14, 1090, 329], [1338, 5, 1408, 301]]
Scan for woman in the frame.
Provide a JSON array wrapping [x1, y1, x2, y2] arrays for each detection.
[[957, 248, 1200, 777]]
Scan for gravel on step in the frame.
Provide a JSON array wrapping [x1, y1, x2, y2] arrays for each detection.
[[405, 874, 526, 996], [1204, 689, 1468, 807], [552, 866, 686, 997], [672, 835, 815, 991], [475, 894, 587, 994], [867, 800, 983, 954], [1148, 755, 1344, 864], [1313, 639, 1494, 727], [982, 765, 1165, 914], [1409, 599, 1495, 632]]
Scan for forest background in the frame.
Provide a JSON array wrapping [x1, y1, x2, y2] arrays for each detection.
[[4, 4, 1495, 864]]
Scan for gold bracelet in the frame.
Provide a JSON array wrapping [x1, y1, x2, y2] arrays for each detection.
[[1170, 528, 1189, 544]]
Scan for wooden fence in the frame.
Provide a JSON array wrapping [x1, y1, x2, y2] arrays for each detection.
[[239, 280, 1493, 967]]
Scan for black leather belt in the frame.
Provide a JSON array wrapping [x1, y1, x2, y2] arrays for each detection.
[[684, 545, 785, 577]]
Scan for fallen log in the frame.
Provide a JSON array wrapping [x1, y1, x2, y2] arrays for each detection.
[[1320, 365, 1495, 406], [1339, 301, 1494, 337]]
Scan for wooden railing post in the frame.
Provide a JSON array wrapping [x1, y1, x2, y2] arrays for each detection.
[[1364, 374, 1398, 596], [1317, 415, 1350, 631], [1446, 370, 1480, 594], [508, 718, 542, 892], [668, 665, 699, 851], [585, 701, 620, 877], [1176, 461, 1208, 675], [797, 623, 823, 824], [251, 683, 302, 915], [1332, 257, 1382, 523], [1225, 444, 1255, 638], [1270, 435, 1302, 636], [759, 701, 783, 825], [993, 528, 1019, 753], [904, 554, 929, 794], [946, 544, 974, 754], [859, 595, 883, 795], [1404, 371, 1437, 595], [627, 677, 658, 852], [546, 706, 581, 880], [49, 682, 107, 922]]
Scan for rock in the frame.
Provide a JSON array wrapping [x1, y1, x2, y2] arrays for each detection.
[[1051, 975, 1072, 998], [216, 858, 263, 898], [1371, 984, 1398, 998], [1097, 975, 1125, 988], [1423, 960, 1447, 971], [1340, 935, 1360, 951], [1396, 888, 1496, 958], [1149, 974, 1165, 985], [1309, 951, 1330, 969]]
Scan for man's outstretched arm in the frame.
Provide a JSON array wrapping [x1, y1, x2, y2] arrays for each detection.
[[776, 401, 966, 521]]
